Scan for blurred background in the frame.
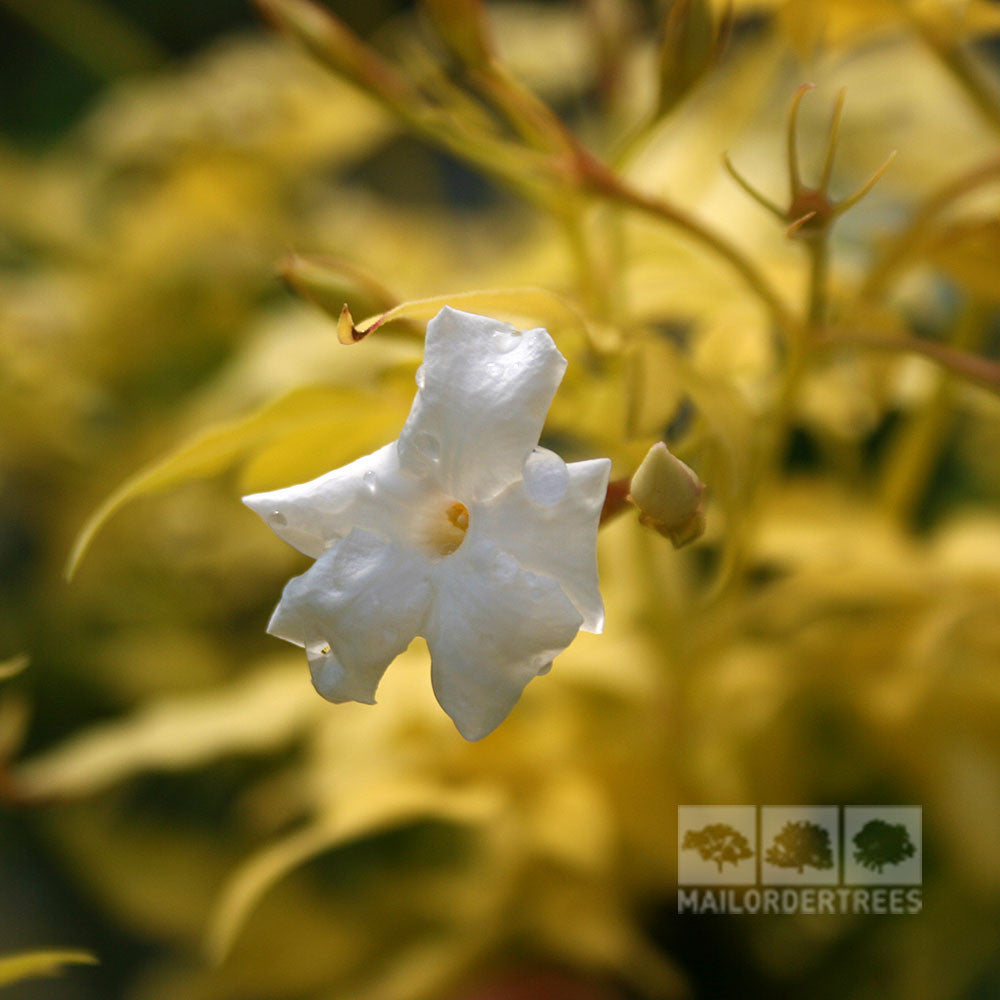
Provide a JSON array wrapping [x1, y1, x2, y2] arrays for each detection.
[[2, 0, 1000, 998]]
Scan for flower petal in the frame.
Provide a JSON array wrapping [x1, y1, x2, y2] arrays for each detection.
[[398, 307, 567, 502], [243, 443, 429, 557], [473, 457, 610, 633], [267, 528, 432, 704], [423, 536, 584, 740]]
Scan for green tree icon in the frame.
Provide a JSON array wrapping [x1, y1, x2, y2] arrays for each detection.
[[853, 819, 917, 873], [765, 820, 834, 874], [682, 823, 754, 873]]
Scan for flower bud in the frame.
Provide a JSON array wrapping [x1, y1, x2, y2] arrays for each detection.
[[279, 254, 394, 331], [657, 0, 731, 117], [629, 442, 705, 548]]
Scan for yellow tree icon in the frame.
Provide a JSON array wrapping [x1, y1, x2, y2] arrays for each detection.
[[682, 823, 754, 874]]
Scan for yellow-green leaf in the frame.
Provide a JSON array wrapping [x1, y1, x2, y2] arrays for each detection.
[[0, 951, 97, 987], [15, 664, 318, 799], [344, 287, 607, 351], [66, 384, 406, 579], [925, 218, 1000, 302], [207, 783, 501, 962], [0, 654, 28, 682]]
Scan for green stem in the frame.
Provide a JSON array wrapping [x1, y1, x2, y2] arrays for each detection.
[[878, 300, 987, 521], [765, 233, 830, 476], [824, 327, 1000, 395], [582, 165, 796, 337], [806, 236, 830, 331], [559, 205, 609, 319]]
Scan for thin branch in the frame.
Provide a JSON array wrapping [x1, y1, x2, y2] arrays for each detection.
[[825, 326, 1000, 395]]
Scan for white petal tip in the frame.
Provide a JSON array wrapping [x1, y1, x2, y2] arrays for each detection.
[[242, 492, 279, 520], [309, 663, 379, 706], [265, 623, 304, 647], [452, 719, 498, 742], [439, 697, 510, 742], [318, 691, 378, 707]]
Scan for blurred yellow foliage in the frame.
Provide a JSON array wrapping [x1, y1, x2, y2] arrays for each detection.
[[3, 1, 1000, 998]]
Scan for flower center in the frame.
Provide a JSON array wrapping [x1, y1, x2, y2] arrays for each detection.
[[421, 499, 469, 558]]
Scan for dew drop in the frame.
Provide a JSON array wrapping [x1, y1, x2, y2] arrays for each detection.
[[522, 448, 569, 507], [415, 365, 426, 390], [494, 551, 519, 582], [414, 431, 441, 462], [363, 470, 377, 493], [491, 327, 522, 354], [485, 362, 501, 378], [270, 510, 287, 526], [536, 660, 553, 676]]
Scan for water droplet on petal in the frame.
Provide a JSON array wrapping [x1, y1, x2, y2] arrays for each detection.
[[494, 551, 519, 582], [363, 470, 377, 493], [491, 327, 522, 354], [415, 365, 426, 389], [536, 660, 553, 676], [522, 448, 569, 507], [485, 362, 501, 378], [413, 431, 441, 462], [270, 510, 287, 526]]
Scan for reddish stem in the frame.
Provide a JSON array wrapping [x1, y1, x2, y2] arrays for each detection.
[[600, 477, 632, 526]]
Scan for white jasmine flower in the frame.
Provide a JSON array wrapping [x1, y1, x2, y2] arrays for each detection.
[[244, 307, 610, 740]]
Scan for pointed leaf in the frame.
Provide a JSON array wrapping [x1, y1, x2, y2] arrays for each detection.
[[16, 664, 317, 799], [66, 385, 405, 579], [0, 951, 97, 987], [0, 654, 28, 681], [344, 287, 605, 351], [207, 783, 501, 961]]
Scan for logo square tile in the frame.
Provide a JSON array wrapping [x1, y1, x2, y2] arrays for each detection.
[[678, 806, 757, 885], [844, 807, 922, 885]]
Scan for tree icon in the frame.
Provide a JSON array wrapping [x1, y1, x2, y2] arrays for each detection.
[[852, 819, 916, 873], [682, 823, 754, 873], [765, 820, 834, 874]]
